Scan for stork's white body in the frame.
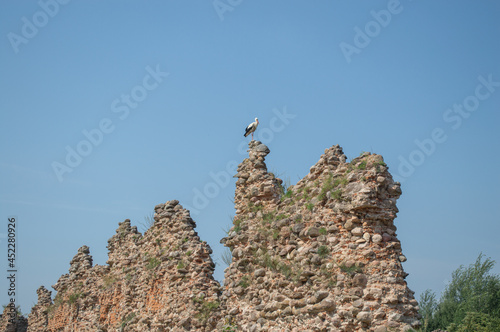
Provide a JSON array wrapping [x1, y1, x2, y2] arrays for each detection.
[[244, 118, 259, 140]]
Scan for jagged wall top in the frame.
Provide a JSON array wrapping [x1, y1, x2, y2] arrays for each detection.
[[27, 199, 222, 331], [221, 142, 419, 331], [26, 142, 418, 332], [234, 141, 283, 214]]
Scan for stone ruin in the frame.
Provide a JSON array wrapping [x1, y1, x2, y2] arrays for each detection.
[[18, 141, 420, 331]]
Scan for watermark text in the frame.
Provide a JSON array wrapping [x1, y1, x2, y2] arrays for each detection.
[[213, 0, 243, 21], [6, 216, 17, 323], [340, 0, 412, 64], [395, 74, 499, 181], [51, 64, 169, 182], [185, 107, 296, 214], [7, 0, 71, 54]]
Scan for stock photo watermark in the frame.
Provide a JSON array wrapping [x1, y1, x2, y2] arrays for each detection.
[[395, 74, 499, 182], [339, 0, 413, 64], [213, 0, 243, 21], [51, 64, 169, 182], [6, 216, 18, 323], [7, 0, 71, 54], [185, 106, 296, 215]]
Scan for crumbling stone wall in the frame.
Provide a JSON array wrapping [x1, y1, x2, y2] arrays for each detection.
[[26, 141, 420, 332], [27, 201, 221, 332], [0, 305, 27, 332], [220, 141, 420, 331]]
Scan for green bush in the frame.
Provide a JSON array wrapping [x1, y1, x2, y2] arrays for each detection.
[[419, 254, 500, 331], [177, 260, 186, 269], [68, 292, 81, 304], [331, 189, 342, 201], [262, 212, 275, 224], [318, 245, 329, 258], [233, 219, 242, 233], [221, 247, 233, 266], [338, 262, 362, 275], [147, 257, 161, 270], [239, 275, 250, 288], [318, 175, 347, 201], [448, 312, 500, 332]]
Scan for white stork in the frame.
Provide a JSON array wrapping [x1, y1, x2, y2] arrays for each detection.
[[244, 118, 259, 140]]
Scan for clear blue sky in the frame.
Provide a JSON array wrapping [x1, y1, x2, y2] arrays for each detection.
[[1, 1, 499, 314]]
